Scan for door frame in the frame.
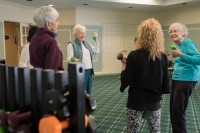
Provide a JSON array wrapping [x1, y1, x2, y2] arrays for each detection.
[[3, 20, 30, 65]]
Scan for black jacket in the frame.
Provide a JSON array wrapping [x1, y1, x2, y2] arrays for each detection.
[[120, 49, 170, 111]]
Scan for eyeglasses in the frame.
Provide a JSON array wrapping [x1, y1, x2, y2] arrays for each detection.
[[168, 30, 180, 34]]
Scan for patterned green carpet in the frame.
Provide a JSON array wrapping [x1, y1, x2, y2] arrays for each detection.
[[91, 75, 200, 133]]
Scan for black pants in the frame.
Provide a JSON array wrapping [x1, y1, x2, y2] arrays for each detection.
[[170, 80, 197, 133]]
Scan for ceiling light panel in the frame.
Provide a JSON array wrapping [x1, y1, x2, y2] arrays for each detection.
[[91, 0, 165, 5]]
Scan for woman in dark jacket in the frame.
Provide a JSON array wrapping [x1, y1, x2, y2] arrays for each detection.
[[29, 6, 64, 71], [120, 18, 170, 133]]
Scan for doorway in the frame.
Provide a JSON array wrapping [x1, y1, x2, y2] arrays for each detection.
[[4, 21, 20, 66]]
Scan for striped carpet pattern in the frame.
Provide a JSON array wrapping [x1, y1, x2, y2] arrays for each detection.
[[91, 75, 200, 133]]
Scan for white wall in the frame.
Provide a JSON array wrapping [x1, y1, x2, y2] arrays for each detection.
[[154, 4, 200, 26], [75, 7, 153, 25]]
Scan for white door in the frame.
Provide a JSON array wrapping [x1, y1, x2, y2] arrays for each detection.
[[102, 24, 123, 74], [123, 25, 138, 56], [18, 23, 29, 63], [102, 24, 138, 74], [19, 23, 29, 47]]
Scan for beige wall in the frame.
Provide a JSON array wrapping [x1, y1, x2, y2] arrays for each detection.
[[1, 1, 200, 28], [75, 7, 153, 25], [56, 7, 153, 25], [0, 1, 35, 23], [57, 4, 200, 26], [154, 4, 200, 26], [56, 8, 76, 25]]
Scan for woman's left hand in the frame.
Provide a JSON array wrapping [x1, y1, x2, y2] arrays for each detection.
[[121, 56, 127, 64], [121, 56, 127, 71], [172, 48, 183, 57]]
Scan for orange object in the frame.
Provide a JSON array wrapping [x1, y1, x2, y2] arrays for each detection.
[[39, 115, 69, 133], [39, 115, 88, 133], [85, 115, 88, 127]]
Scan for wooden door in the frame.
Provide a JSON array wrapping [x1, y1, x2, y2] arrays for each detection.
[[4, 21, 19, 66]]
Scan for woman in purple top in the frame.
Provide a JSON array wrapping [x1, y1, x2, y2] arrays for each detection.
[[29, 6, 64, 71]]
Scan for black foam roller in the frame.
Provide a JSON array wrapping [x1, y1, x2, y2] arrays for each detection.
[[30, 68, 42, 133], [18, 67, 31, 112], [68, 62, 85, 133], [8, 66, 19, 111], [55, 71, 68, 93], [41, 69, 55, 115], [0, 64, 9, 111]]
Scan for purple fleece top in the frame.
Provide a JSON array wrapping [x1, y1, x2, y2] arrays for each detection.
[[29, 28, 64, 71]]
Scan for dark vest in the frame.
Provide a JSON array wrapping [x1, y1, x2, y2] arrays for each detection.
[[70, 38, 94, 75]]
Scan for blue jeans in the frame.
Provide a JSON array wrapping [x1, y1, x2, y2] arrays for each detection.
[[84, 69, 92, 95]]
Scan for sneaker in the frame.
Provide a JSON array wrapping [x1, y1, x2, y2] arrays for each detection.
[[89, 115, 94, 119]]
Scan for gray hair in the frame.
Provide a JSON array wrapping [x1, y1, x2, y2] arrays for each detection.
[[73, 24, 86, 36], [169, 23, 188, 38], [33, 6, 59, 28]]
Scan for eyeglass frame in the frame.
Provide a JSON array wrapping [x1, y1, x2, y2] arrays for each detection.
[[168, 29, 180, 34]]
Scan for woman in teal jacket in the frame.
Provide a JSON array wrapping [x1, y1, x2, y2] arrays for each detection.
[[168, 23, 200, 133]]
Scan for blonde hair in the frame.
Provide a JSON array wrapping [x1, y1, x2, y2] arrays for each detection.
[[135, 18, 165, 61]]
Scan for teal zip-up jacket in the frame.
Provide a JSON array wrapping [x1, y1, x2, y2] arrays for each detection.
[[180, 53, 200, 65], [172, 38, 200, 81]]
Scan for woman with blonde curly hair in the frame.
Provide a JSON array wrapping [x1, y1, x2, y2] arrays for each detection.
[[119, 18, 170, 133]]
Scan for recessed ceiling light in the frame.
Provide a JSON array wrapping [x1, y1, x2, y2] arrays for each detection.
[[83, 4, 88, 5], [49, 5, 53, 7]]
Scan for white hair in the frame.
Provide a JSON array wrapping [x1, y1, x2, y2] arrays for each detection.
[[33, 6, 59, 28], [73, 24, 86, 36], [169, 23, 188, 38]]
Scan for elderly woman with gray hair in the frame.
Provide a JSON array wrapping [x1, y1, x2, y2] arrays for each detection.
[[29, 6, 64, 71], [168, 23, 200, 133], [67, 24, 100, 96]]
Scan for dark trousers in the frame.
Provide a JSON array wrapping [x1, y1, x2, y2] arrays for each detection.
[[170, 80, 197, 133], [84, 69, 92, 95]]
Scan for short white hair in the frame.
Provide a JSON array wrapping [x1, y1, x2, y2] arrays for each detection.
[[73, 24, 86, 36], [169, 23, 188, 38], [33, 6, 59, 28]]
